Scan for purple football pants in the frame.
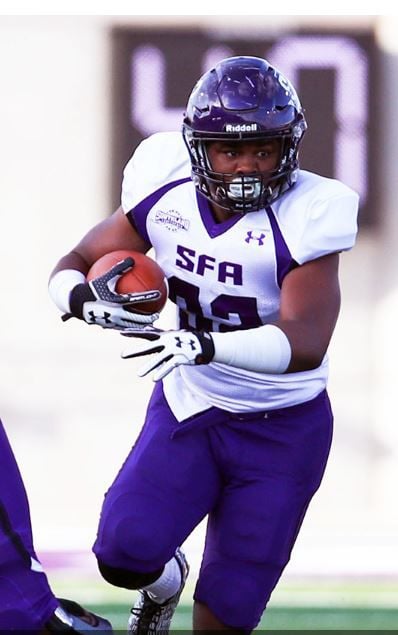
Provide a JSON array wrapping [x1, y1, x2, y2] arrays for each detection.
[[0, 419, 58, 630], [94, 383, 333, 630]]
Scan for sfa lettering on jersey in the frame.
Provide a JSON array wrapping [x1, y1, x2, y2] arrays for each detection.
[[176, 245, 243, 285]]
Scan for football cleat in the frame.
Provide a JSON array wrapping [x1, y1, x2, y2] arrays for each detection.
[[128, 548, 189, 634], [45, 598, 113, 633]]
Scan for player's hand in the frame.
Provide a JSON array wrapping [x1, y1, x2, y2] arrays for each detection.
[[62, 257, 160, 330], [45, 597, 113, 633], [121, 327, 215, 381]]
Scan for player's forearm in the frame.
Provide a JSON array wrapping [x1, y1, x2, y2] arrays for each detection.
[[48, 251, 92, 313], [49, 250, 91, 280], [275, 317, 335, 372], [210, 324, 292, 374], [212, 319, 331, 374], [212, 318, 332, 374]]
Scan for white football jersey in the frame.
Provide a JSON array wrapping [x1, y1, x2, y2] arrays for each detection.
[[122, 132, 359, 421]]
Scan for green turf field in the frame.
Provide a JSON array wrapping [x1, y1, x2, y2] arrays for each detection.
[[50, 575, 398, 631], [87, 602, 398, 630]]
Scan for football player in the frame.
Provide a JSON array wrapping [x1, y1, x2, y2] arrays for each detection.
[[0, 418, 113, 633], [48, 56, 359, 633]]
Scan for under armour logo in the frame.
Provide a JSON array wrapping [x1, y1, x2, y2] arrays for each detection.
[[88, 310, 112, 324], [245, 231, 266, 246], [175, 336, 197, 350]]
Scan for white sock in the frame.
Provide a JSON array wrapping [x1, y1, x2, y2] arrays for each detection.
[[142, 555, 182, 604]]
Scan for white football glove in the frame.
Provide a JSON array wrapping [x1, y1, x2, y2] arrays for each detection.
[[121, 327, 215, 381], [63, 257, 160, 330], [46, 597, 113, 633]]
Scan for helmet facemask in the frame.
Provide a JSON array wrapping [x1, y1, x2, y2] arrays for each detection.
[[184, 126, 305, 214]]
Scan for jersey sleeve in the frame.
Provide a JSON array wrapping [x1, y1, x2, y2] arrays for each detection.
[[288, 179, 359, 265], [121, 132, 191, 214]]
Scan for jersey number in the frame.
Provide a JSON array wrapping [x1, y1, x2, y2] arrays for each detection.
[[168, 276, 262, 332]]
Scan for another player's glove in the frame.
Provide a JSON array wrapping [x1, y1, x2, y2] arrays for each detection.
[[121, 327, 215, 381], [62, 257, 160, 330], [46, 597, 113, 633]]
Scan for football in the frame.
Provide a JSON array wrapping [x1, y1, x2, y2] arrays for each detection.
[[87, 249, 168, 314]]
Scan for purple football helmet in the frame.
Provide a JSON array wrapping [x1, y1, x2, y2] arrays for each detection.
[[182, 56, 307, 214]]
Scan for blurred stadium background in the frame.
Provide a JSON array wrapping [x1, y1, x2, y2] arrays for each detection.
[[1, 11, 398, 629]]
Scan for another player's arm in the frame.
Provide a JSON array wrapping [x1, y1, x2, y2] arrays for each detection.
[[272, 252, 341, 373], [50, 206, 149, 277]]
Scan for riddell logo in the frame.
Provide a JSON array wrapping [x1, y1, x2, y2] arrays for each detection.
[[225, 123, 258, 132]]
